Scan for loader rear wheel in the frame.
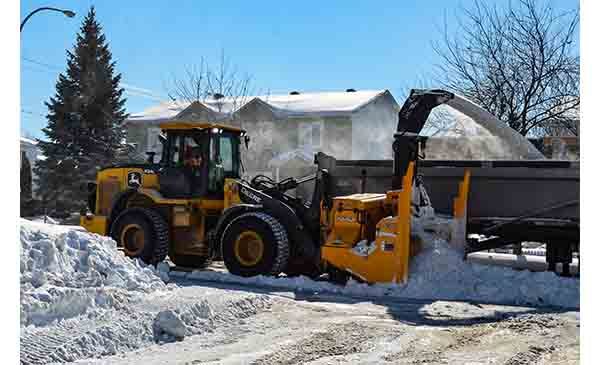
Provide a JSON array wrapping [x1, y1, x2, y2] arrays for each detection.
[[110, 207, 169, 265], [221, 212, 289, 277]]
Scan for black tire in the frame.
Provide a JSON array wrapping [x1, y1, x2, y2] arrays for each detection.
[[327, 266, 349, 285], [110, 207, 169, 265], [221, 212, 290, 277], [284, 258, 321, 279], [170, 254, 211, 269]]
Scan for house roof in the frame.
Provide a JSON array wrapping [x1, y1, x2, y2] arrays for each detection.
[[128, 100, 191, 122], [20, 137, 38, 146], [126, 89, 396, 123]]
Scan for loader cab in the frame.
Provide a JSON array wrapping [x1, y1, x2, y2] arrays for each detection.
[[157, 122, 243, 199]]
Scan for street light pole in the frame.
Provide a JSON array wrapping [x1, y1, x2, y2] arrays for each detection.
[[20, 7, 76, 32]]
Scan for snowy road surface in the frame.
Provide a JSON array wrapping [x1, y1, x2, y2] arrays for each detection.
[[74, 279, 579, 365], [20, 219, 579, 364]]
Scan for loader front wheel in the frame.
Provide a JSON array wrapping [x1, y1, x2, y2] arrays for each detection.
[[111, 207, 169, 265], [221, 212, 289, 277]]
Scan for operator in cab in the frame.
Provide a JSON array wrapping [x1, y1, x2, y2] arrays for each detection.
[[183, 144, 203, 169]]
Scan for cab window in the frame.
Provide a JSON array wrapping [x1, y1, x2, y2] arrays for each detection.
[[168, 135, 182, 166], [219, 134, 240, 177], [220, 137, 233, 171]]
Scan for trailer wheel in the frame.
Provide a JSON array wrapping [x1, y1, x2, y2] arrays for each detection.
[[110, 207, 169, 265], [221, 212, 290, 277]]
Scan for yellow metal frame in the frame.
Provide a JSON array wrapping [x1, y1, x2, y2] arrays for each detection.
[[450, 169, 471, 247], [159, 120, 243, 133], [453, 170, 471, 219], [80, 215, 108, 236]]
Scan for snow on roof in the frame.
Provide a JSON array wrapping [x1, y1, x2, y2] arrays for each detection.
[[127, 100, 191, 122], [127, 89, 392, 123], [257, 90, 388, 115], [20, 137, 38, 146]]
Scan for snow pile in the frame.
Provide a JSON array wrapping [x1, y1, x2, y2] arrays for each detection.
[[385, 230, 579, 308], [154, 310, 187, 340], [20, 219, 166, 327], [184, 216, 578, 309], [351, 240, 377, 257]]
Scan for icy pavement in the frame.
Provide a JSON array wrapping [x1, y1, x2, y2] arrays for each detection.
[[78, 289, 580, 365]]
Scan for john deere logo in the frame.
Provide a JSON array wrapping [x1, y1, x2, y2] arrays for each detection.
[[127, 171, 142, 188], [240, 187, 261, 203]]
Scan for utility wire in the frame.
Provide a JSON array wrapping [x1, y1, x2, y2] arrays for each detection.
[[22, 56, 62, 71], [21, 56, 165, 101], [21, 109, 46, 118]]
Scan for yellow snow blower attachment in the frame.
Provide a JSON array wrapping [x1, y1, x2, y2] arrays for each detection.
[[319, 89, 473, 284], [321, 163, 416, 284], [320, 163, 471, 284]]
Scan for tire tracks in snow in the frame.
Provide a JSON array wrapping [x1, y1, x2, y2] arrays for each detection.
[[20, 308, 155, 364], [380, 312, 570, 364], [381, 324, 492, 364], [251, 321, 404, 365], [504, 345, 557, 365], [20, 294, 275, 364]]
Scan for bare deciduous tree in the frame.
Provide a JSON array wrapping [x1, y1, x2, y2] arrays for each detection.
[[165, 50, 254, 122], [433, 0, 579, 136]]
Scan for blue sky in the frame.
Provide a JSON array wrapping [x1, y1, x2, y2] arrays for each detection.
[[20, 0, 579, 139]]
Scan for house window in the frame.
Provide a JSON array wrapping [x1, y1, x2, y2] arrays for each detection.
[[147, 127, 163, 154], [299, 121, 323, 149]]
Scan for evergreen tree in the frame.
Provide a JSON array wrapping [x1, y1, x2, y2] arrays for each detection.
[[20, 152, 33, 217], [34, 6, 128, 217]]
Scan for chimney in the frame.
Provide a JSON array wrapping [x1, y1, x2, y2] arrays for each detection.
[[289, 91, 300, 95], [346, 88, 356, 92]]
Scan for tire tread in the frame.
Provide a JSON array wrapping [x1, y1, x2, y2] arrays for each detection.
[[110, 207, 169, 265]]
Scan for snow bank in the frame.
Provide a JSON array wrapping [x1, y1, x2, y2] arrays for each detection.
[[20, 219, 166, 327], [184, 216, 578, 309]]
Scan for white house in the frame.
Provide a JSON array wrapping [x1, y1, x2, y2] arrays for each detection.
[[124, 89, 402, 178], [20, 137, 44, 196]]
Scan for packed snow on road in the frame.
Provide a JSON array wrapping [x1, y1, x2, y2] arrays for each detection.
[[19, 218, 579, 364]]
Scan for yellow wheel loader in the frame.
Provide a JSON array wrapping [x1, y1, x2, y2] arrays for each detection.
[[80, 89, 471, 283]]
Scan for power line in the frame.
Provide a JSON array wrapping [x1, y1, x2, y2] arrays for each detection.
[[21, 64, 59, 75], [21, 109, 46, 118], [22, 56, 62, 71], [21, 56, 165, 101]]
